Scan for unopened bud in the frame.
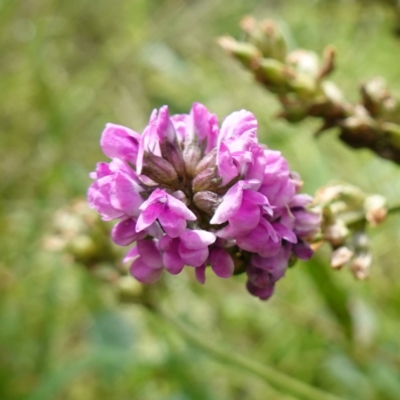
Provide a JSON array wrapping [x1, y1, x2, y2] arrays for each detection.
[[183, 141, 203, 178], [256, 59, 293, 92], [193, 191, 222, 214], [171, 190, 188, 206], [217, 36, 261, 69], [142, 152, 178, 186], [287, 50, 320, 78], [160, 139, 186, 179], [240, 17, 287, 61], [350, 253, 372, 280], [330, 246, 353, 269], [323, 219, 349, 246], [364, 194, 387, 226], [195, 148, 217, 175], [192, 167, 222, 192]]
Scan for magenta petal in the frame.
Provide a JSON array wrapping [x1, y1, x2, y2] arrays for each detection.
[[273, 223, 297, 243], [178, 243, 209, 267], [246, 280, 275, 300], [101, 123, 140, 162], [111, 218, 145, 246], [166, 195, 197, 221], [215, 224, 236, 240], [195, 263, 207, 284], [163, 239, 185, 274], [217, 142, 238, 186], [210, 181, 244, 224], [137, 239, 163, 268], [158, 212, 186, 238], [92, 162, 112, 179], [156, 106, 176, 142], [87, 182, 124, 221], [123, 246, 139, 263], [242, 190, 269, 205], [209, 248, 234, 278], [180, 229, 216, 249], [190, 102, 219, 151], [293, 241, 313, 260], [229, 199, 261, 232], [110, 173, 143, 217], [130, 257, 163, 284], [219, 110, 257, 143], [136, 202, 164, 232], [236, 223, 267, 253]]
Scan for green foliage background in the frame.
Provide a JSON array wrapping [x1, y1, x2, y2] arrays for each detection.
[[1, 0, 400, 399]]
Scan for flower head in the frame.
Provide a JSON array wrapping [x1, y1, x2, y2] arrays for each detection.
[[88, 103, 320, 300]]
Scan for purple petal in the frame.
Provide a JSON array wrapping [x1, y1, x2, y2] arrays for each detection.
[[166, 194, 197, 221], [229, 199, 261, 232], [110, 173, 143, 216], [100, 123, 140, 162], [273, 223, 297, 244], [87, 182, 124, 221], [180, 229, 216, 249], [136, 109, 159, 174], [219, 110, 257, 144], [156, 106, 177, 142], [210, 181, 244, 224], [111, 218, 145, 246], [217, 142, 238, 186], [209, 247, 234, 278], [162, 237, 185, 275], [130, 257, 163, 284], [178, 243, 209, 267], [195, 263, 207, 284], [137, 239, 163, 268], [136, 202, 164, 232], [293, 241, 314, 260], [158, 211, 187, 238], [246, 280, 275, 300], [190, 102, 219, 151], [91, 162, 112, 180], [123, 246, 139, 263]]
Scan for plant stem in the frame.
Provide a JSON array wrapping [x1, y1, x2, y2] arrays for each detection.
[[155, 308, 345, 400]]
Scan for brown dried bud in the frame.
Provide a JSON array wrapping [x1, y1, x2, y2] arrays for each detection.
[[192, 167, 222, 193], [193, 191, 222, 214], [330, 246, 353, 269], [142, 152, 178, 186], [195, 148, 218, 176]]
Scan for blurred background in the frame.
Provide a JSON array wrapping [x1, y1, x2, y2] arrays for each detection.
[[1, 0, 400, 399]]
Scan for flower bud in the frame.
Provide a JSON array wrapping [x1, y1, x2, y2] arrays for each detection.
[[142, 152, 178, 186], [256, 58, 293, 93], [195, 148, 218, 175], [192, 166, 222, 192], [217, 36, 261, 69], [330, 246, 353, 269], [183, 141, 203, 178], [193, 191, 222, 214], [350, 253, 372, 280], [241, 17, 287, 61], [364, 194, 387, 226], [160, 139, 186, 179]]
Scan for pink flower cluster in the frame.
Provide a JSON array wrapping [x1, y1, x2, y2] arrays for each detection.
[[88, 103, 320, 300]]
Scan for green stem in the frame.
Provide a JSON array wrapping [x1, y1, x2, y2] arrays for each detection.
[[155, 308, 345, 400]]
